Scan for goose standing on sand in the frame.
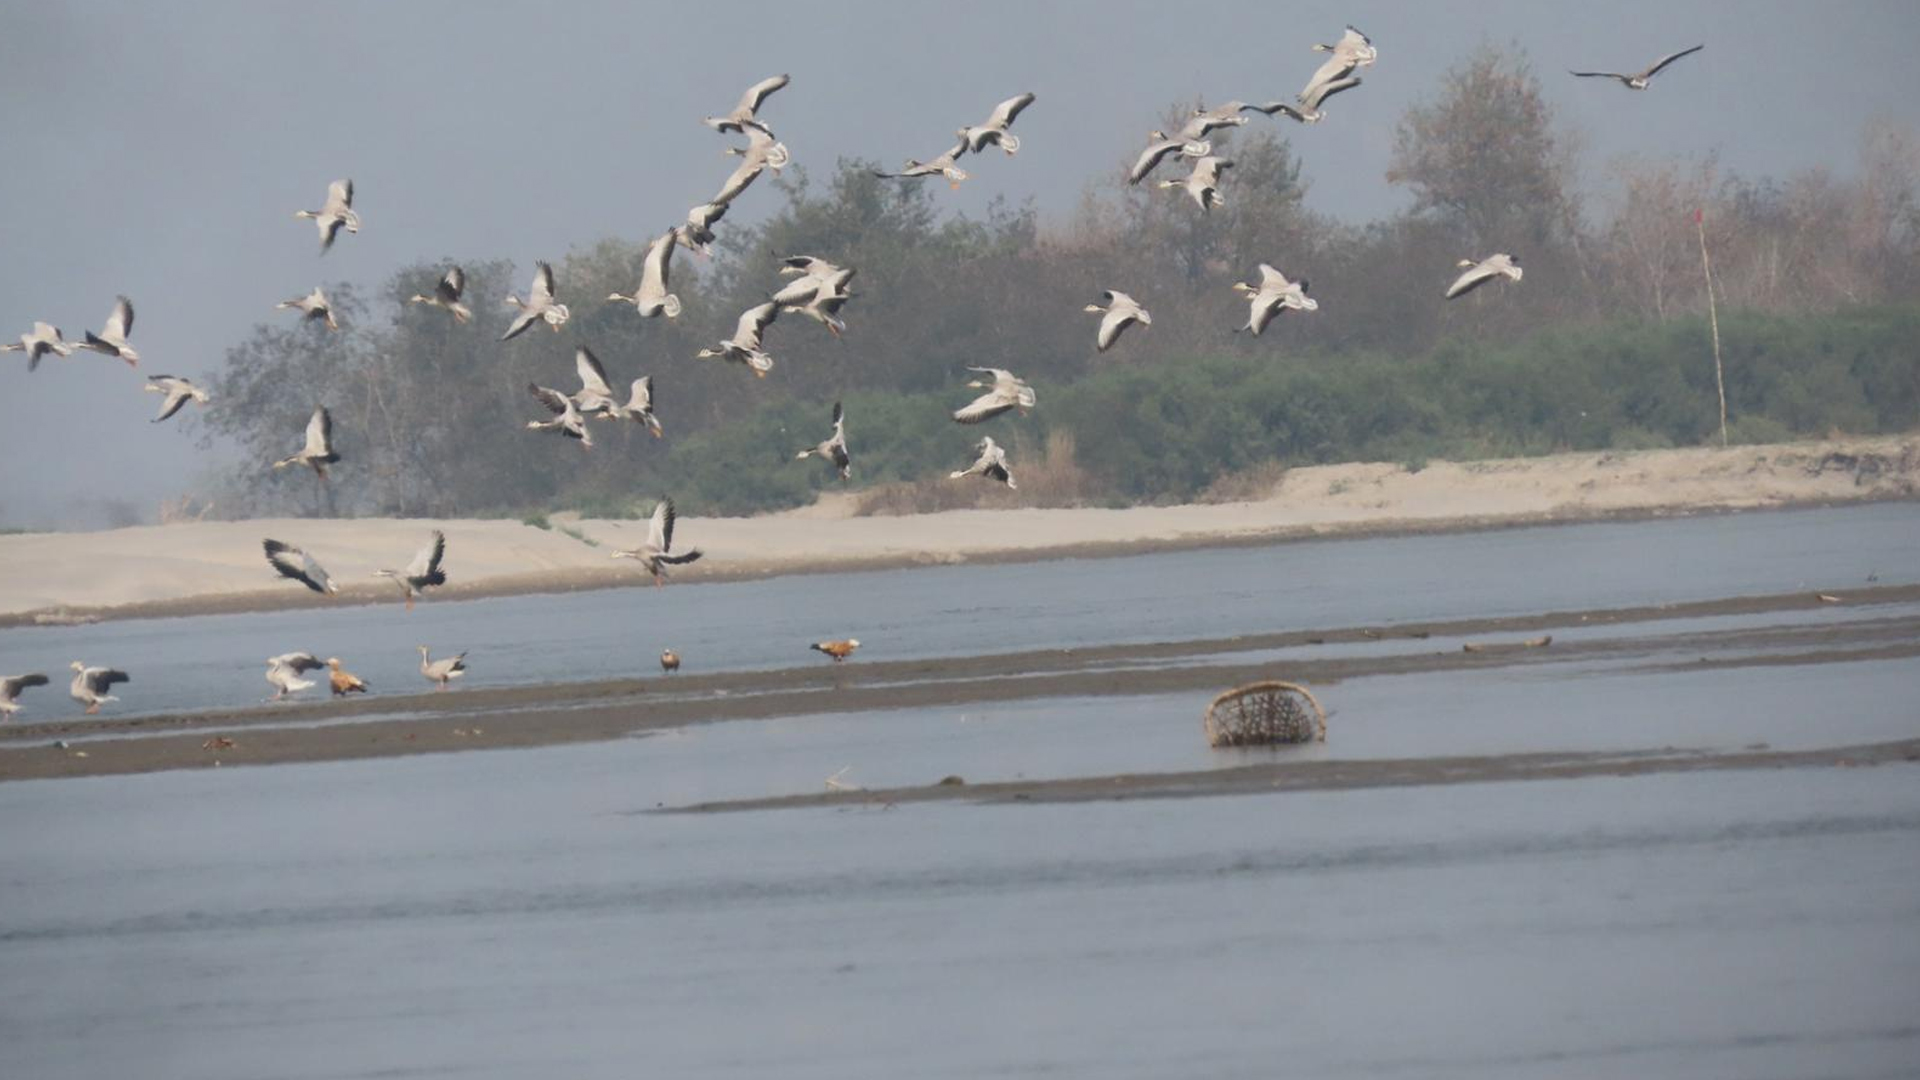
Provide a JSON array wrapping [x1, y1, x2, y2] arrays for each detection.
[[1129, 131, 1210, 186], [1572, 45, 1703, 90], [69, 662, 129, 715], [418, 645, 468, 691], [328, 657, 369, 697], [705, 74, 789, 133], [1445, 253, 1524, 299], [1234, 263, 1318, 335], [374, 530, 448, 611], [265, 652, 325, 701], [674, 201, 729, 257], [501, 262, 570, 341], [408, 267, 472, 323], [0, 673, 50, 718], [145, 375, 210, 422], [1160, 155, 1232, 213], [277, 287, 339, 331], [3, 322, 74, 371], [696, 301, 780, 376], [810, 639, 860, 662], [660, 649, 681, 674], [294, 179, 360, 252], [951, 436, 1016, 489], [795, 401, 851, 480], [711, 121, 790, 205], [76, 296, 139, 366], [958, 92, 1036, 155], [273, 405, 340, 477], [1086, 290, 1151, 351], [873, 137, 970, 189], [263, 538, 340, 595], [611, 497, 704, 586], [607, 231, 681, 318], [526, 384, 594, 449], [953, 367, 1036, 424]]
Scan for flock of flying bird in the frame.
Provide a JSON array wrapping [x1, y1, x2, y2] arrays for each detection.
[[3, 31, 1707, 719]]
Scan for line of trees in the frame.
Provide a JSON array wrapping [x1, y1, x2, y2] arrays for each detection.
[[192, 45, 1920, 519]]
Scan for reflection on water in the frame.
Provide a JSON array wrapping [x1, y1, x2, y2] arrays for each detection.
[[1, 503, 1914, 719]]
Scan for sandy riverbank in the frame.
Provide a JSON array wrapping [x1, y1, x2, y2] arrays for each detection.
[[2, 436, 1912, 624]]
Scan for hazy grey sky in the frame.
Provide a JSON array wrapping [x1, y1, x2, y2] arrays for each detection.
[[4, 0, 1917, 527]]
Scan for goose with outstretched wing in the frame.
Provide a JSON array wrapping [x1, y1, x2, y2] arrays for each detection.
[[611, 497, 704, 586]]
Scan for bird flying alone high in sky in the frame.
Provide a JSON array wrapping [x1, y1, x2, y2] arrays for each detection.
[[1571, 45, 1703, 90]]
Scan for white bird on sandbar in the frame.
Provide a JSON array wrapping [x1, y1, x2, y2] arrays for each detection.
[[704, 74, 790, 133], [69, 662, 129, 715], [958, 92, 1036, 155], [408, 266, 472, 323], [607, 231, 681, 318], [1445, 253, 1524, 299], [273, 405, 340, 477], [3, 321, 75, 371], [265, 652, 325, 701], [502, 262, 570, 341], [145, 375, 210, 422], [1233, 263, 1318, 335], [696, 300, 780, 376], [611, 497, 704, 586], [373, 530, 448, 611], [951, 435, 1015, 489], [418, 645, 468, 691], [952, 367, 1036, 424], [1085, 290, 1151, 352], [795, 401, 851, 480], [294, 179, 360, 252], [76, 296, 139, 366]]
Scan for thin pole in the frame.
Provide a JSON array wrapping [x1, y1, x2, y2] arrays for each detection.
[[1696, 208, 1728, 447]]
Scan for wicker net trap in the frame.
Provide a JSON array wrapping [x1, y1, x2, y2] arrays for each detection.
[[1204, 681, 1327, 747]]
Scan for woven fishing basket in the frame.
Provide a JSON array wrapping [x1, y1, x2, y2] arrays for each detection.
[[1203, 681, 1327, 747]]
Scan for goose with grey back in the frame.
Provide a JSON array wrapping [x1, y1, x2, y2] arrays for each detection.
[[526, 384, 593, 449], [958, 92, 1036, 155], [795, 401, 851, 480], [1159, 154, 1232, 213], [1128, 130, 1210, 186], [710, 120, 789, 205], [951, 436, 1015, 489], [1273, 74, 1362, 124], [294, 179, 360, 252], [952, 367, 1036, 424], [277, 287, 339, 331], [272, 406, 340, 476], [1300, 25, 1376, 104], [502, 262, 569, 341], [696, 301, 780, 376], [611, 497, 704, 586], [1572, 46, 1703, 90], [76, 296, 139, 366], [674, 201, 730, 257], [263, 538, 339, 595], [69, 662, 129, 715], [569, 346, 624, 418], [873, 136, 970, 189], [145, 375, 210, 422], [265, 652, 324, 701], [1445, 253, 1524, 299], [408, 267, 471, 323], [3, 322, 74, 371], [417, 645, 468, 691], [1085, 290, 1151, 352], [1233, 263, 1317, 335], [373, 530, 448, 611], [0, 673, 50, 718], [704, 74, 789, 133], [616, 375, 663, 437], [607, 231, 681, 318]]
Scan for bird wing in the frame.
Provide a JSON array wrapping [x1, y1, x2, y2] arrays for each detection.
[[273, 652, 325, 674], [407, 530, 447, 581], [1301, 75, 1362, 111], [326, 178, 353, 213], [530, 262, 556, 305], [830, 400, 844, 432], [105, 296, 134, 340], [627, 375, 654, 414], [953, 388, 1015, 424], [711, 158, 763, 205], [1300, 52, 1357, 102], [438, 267, 466, 303], [1096, 308, 1133, 352], [689, 201, 728, 229], [305, 406, 333, 456], [738, 73, 790, 115], [1445, 263, 1499, 299], [87, 668, 131, 693], [264, 539, 330, 593], [735, 301, 780, 347], [529, 383, 573, 416], [1642, 44, 1704, 79], [501, 308, 539, 341], [649, 497, 676, 553], [1569, 70, 1629, 80], [1257, 264, 1291, 291], [643, 231, 676, 295], [2, 673, 49, 696], [1129, 140, 1182, 185], [575, 347, 615, 398], [988, 92, 1036, 128]]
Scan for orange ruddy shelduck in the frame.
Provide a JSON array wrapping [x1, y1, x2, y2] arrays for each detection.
[[810, 639, 860, 662]]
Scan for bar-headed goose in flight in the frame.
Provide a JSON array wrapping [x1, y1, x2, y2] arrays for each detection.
[[145, 375, 210, 423], [711, 121, 789, 205], [873, 137, 970, 189], [69, 662, 128, 715], [1129, 131, 1209, 186], [1086, 290, 1151, 351], [959, 92, 1036, 155], [696, 300, 779, 376], [527, 384, 593, 449], [273, 405, 340, 477], [295, 179, 360, 252], [1160, 155, 1232, 213], [795, 401, 850, 480], [1233, 264, 1317, 335], [618, 375, 663, 437], [1572, 46, 1703, 90], [328, 657, 369, 696], [502, 261, 570, 341], [611, 497, 704, 586], [783, 284, 854, 337], [408, 267, 472, 323], [952, 367, 1036, 424], [1446, 253, 1524, 299], [774, 258, 856, 336], [263, 538, 339, 595], [951, 435, 1016, 489], [705, 73, 789, 133], [607, 231, 681, 318], [374, 530, 448, 611], [265, 652, 325, 701], [0, 673, 50, 717], [3, 322, 75, 371], [1276, 75, 1363, 124], [1301, 25, 1377, 104], [674, 201, 729, 257], [569, 346, 624, 417], [418, 645, 468, 691], [277, 286, 339, 331], [77, 296, 139, 366]]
